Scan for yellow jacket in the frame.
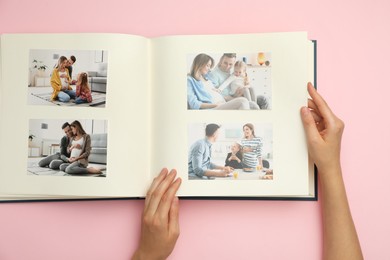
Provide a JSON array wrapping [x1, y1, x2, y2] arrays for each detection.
[[50, 68, 73, 100]]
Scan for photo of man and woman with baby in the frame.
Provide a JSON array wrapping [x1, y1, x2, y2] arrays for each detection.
[[188, 123, 273, 180], [27, 119, 107, 177], [28, 49, 108, 107], [187, 52, 272, 110]]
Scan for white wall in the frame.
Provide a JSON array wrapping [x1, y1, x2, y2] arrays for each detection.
[[29, 119, 107, 155], [29, 49, 108, 80], [188, 123, 273, 166]]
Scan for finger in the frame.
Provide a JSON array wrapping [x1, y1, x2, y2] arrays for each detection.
[[168, 196, 180, 238], [146, 169, 177, 217], [310, 110, 323, 123], [300, 106, 322, 143], [307, 99, 319, 113], [144, 168, 168, 211], [156, 177, 181, 222], [307, 82, 336, 124]]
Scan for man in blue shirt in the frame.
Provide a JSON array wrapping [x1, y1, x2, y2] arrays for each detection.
[[188, 124, 234, 179]]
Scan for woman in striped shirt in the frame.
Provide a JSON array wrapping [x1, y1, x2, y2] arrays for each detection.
[[241, 123, 263, 170]]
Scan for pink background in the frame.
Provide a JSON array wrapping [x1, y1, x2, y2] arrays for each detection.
[[0, 0, 389, 259]]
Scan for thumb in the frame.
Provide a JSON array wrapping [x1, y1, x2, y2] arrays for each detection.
[[300, 106, 321, 142]]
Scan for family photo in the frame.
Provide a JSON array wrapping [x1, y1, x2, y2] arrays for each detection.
[[27, 119, 107, 177], [28, 49, 108, 107], [188, 122, 273, 180], [187, 52, 272, 110]]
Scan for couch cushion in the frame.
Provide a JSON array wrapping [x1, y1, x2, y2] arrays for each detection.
[[87, 71, 98, 77], [97, 63, 108, 77], [91, 147, 107, 154], [92, 77, 107, 83], [90, 133, 107, 147]]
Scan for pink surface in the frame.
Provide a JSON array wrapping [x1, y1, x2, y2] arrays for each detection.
[[0, 0, 389, 259]]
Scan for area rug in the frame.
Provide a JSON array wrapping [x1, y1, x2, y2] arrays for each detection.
[[31, 92, 106, 107], [27, 161, 107, 177]]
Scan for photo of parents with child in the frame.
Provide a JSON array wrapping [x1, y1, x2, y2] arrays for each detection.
[[27, 119, 107, 177], [187, 52, 272, 110], [28, 49, 108, 107], [188, 123, 273, 180]]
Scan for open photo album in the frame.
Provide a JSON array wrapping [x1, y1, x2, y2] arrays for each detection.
[[0, 32, 317, 201]]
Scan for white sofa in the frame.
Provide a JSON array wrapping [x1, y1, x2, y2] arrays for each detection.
[[88, 133, 107, 164]]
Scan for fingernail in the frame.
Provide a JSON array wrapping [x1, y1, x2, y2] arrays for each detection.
[[160, 168, 168, 176], [301, 107, 310, 115]]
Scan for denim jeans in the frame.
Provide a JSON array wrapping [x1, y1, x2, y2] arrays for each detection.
[[75, 97, 88, 104], [57, 90, 76, 102]]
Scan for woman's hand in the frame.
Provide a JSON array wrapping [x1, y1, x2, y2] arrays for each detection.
[[242, 147, 253, 153], [300, 82, 344, 174], [301, 83, 363, 260], [132, 168, 181, 260]]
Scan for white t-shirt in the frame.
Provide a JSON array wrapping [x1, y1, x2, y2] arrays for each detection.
[[59, 71, 69, 87], [203, 80, 226, 104], [70, 137, 84, 158]]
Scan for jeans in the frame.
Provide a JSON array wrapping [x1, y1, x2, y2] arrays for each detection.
[[57, 90, 76, 102], [38, 152, 65, 169], [59, 161, 88, 174], [75, 97, 88, 104]]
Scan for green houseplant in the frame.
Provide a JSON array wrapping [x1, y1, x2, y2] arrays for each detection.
[[32, 59, 48, 76]]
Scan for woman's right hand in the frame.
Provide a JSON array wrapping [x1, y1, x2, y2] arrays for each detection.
[[301, 83, 363, 260], [300, 82, 345, 174]]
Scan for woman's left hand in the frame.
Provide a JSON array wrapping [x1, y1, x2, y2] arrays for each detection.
[[132, 168, 181, 260], [242, 147, 252, 153]]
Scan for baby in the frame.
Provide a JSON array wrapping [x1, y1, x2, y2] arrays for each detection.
[[225, 142, 243, 169]]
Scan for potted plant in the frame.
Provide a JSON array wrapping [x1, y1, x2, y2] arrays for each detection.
[[32, 59, 48, 76], [28, 134, 35, 147]]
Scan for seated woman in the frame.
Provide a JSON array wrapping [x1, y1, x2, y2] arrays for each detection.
[[50, 56, 76, 102], [187, 53, 259, 110], [59, 120, 102, 175], [225, 142, 243, 169]]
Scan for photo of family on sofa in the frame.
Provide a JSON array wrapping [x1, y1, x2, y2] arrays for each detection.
[[188, 123, 273, 180], [27, 119, 107, 177], [187, 52, 272, 110], [28, 49, 108, 107]]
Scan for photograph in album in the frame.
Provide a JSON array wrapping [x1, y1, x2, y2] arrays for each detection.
[[28, 49, 108, 108], [188, 122, 273, 180], [27, 119, 107, 177], [187, 52, 272, 110]]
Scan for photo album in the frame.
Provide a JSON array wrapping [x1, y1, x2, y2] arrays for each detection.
[[0, 32, 317, 202]]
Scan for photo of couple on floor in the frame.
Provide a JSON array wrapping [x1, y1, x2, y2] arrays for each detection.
[[27, 119, 107, 177]]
